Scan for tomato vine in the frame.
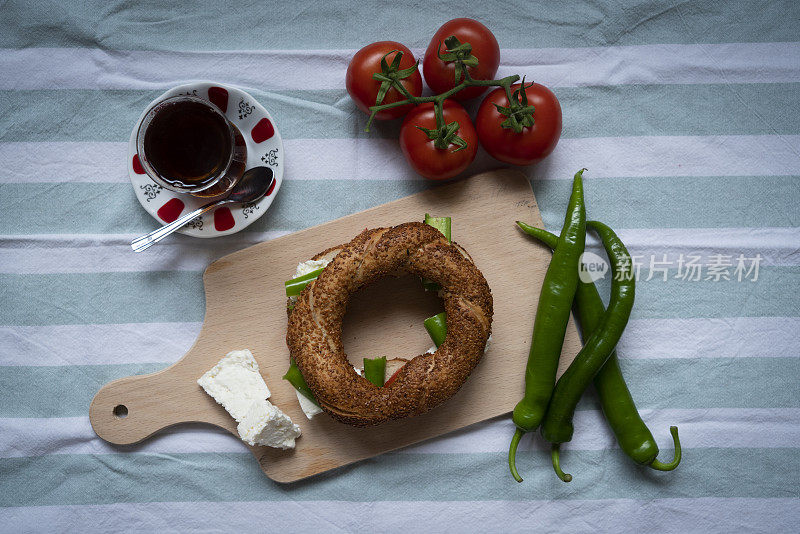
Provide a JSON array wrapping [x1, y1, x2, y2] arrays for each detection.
[[365, 37, 543, 155]]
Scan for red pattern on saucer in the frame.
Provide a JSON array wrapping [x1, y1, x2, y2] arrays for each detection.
[[157, 198, 185, 223], [132, 154, 145, 175], [208, 86, 229, 113], [251, 118, 275, 143], [214, 207, 235, 231]]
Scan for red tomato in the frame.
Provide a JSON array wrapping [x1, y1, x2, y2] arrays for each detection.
[[476, 83, 562, 165], [422, 18, 500, 101], [399, 100, 478, 180], [346, 41, 423, 120]]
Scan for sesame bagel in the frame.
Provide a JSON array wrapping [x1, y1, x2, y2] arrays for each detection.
[[286, 222, 493, 426]]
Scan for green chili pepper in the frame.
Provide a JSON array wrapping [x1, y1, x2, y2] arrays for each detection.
[[363, 356, 387, 387], [516, 221, 682, 473], [539, 220, 635, 481], [424, 312, 448, 348], [424, 213, 451, 241], [285, 267, 325, 297], [282, 358, 319, 406], [508, 169, 586, 483], [596, 363, 682, 471], [422, 213, 452, 291]]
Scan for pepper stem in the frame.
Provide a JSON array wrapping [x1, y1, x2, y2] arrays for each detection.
[[648, 426, 682, 471], [551, 443, 572, 482], [508, 428, 525, 483]]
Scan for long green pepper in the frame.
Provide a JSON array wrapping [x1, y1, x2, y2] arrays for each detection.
[[508, 169, 586, 483], [540, 220, 635, 481], [516, 222, 682, 474]]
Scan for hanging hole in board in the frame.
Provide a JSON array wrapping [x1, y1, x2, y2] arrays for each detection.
[[113, 404, 128, 419]]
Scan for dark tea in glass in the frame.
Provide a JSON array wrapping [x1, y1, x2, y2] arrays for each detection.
[[136, 95, 246, 197]]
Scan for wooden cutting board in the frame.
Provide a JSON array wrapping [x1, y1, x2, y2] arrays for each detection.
[[90, 168, 582, 483]]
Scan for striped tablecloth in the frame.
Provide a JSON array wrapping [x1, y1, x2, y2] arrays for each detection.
[[2, 1, 798, 531]]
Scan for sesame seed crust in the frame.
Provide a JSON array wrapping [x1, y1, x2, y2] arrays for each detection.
[[286, 222, 493, 427]]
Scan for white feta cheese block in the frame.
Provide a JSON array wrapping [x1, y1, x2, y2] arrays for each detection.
[[197, 349, 270, 423], [237, 399, 301, 449], [295, 389, 324, 419]]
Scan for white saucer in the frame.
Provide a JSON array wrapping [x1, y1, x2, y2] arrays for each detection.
[[129, 81, 284, 238]]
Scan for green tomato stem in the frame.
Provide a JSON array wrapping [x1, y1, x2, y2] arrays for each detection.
[[391, 78, 417, 100], [502, 81, 514, 102], [433, 100, 446, 131], [367, 74, 520, 117]]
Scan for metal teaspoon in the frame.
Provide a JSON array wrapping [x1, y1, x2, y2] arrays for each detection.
[[130, 166, 274, 252]]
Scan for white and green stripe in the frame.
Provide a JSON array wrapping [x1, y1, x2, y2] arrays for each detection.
[[1, 0, 798, 530]]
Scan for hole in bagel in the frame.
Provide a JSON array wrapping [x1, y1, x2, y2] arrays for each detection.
[[342, 274, 444, 374]]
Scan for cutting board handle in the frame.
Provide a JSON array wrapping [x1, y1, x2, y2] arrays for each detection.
[[89, 357, 228, 445]]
